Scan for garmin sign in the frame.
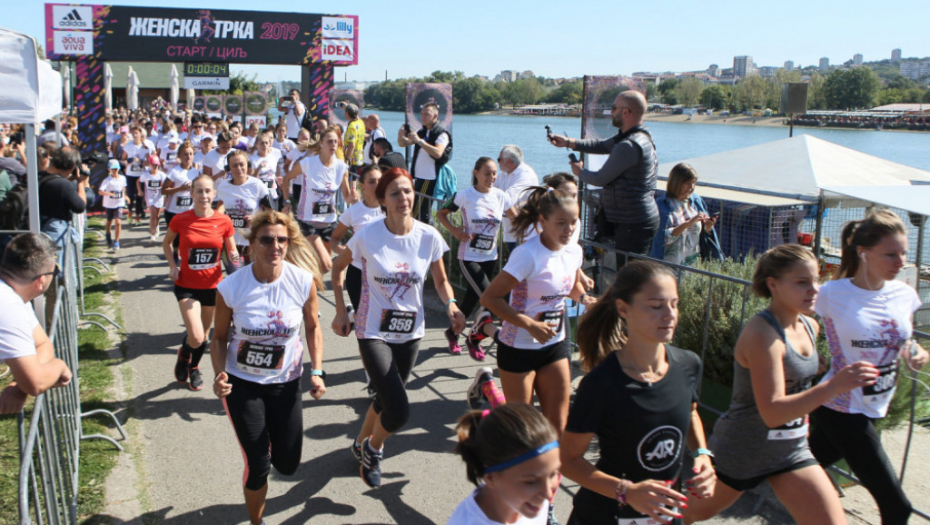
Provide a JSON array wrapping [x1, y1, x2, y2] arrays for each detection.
[[45, 4, 359, 66], [184, 77, 230, 90]]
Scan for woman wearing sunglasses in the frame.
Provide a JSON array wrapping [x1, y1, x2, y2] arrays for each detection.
[[211, 210, 326, 525], [163, 174, 237, 391]]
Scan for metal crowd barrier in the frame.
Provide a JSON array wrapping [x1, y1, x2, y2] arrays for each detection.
[[581, 239, 930, 521], [17, 232, 126, 525]]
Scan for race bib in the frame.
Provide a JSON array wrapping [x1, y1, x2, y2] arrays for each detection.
[[537, 310, 564, 333], [129, 160, 143, 174], [176, 196, 192, 207], [229, 214, 250, 229], [468, 233, 495, 254], [111, 191, 123, 199], [379, 309, 416, 338], [767, 415, 808, 440], [187, 247, 219, 270], [264, 178, 275, 189], [147, 180, 162, 189], [313, 201, 333, 216], [864, 362, 899, 399], [235, 341, 285, 376]]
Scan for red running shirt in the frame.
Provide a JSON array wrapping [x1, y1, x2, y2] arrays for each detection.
[[169, 210, 235, 290]]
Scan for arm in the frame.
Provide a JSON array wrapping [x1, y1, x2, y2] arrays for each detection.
[[577, 140, 641, 188], [4, 325, 72, 397], [210, 292, 233, 398], [163, 229, 179, 281], [567, 271, 596, 307], [284, 161, 302, 183], [743, 318, 877, 428], [436, 208, 470, 243], [397, 127, 416, 147], [480, 271, 556, 344], [430, 259, 466, 335], [685, 403, 715, 498], [224, 235, 239, 265], [303, 285, 326, 399], [327, 222, 350, 253], [417, 134, 448, 160], [330, 247, 353, 337]]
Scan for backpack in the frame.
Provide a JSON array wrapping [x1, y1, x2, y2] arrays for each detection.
[[0, 172, 56, 231], [299, 103, 314, 132]]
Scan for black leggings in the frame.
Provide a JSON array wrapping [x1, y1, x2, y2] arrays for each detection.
[[358, 338, 420, 433], [223, 374, 303, 491], [459, 259, 497, 320], [346, 264, 362, 311], [125, 176, 145, 218], [164, 211, 179, 249], [809, 405, 912, 525], [412, 178, 435, 224]]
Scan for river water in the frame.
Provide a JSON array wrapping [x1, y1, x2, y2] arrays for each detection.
[[373, 111, 930, 190]]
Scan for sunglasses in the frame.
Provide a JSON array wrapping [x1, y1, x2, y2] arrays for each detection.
[[33, 266, 60, 281], [259, 235, 289, 246]]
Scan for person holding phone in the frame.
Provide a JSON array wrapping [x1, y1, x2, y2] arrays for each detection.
[[278, 88, 306, 141], [649, 163, 720, 265]]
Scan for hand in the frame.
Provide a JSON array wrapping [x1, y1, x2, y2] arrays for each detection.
[[0, 384, 28, 415], [904, 342, 930, 370], [453, 227, 472, 244], [448, 306, 466, 335], [213, 372, 232, 398], [549, 134, 570, 148], [569, 159, 583, 176], [168, 266, 179, 282], [581, 293, 598, 308], [685, 455, 716, 499], [625, 480, 688, 523], [182, 181, 192, 190], [332, 309, 351, 337], [703, 215, 718, 232], [689, 213, 706, 226], [580, 272, 595, 292], [55, 365, 73, 388], [527, 320, 557, 344], [830, 360, 879, 394], [308, 375, 326, 400]]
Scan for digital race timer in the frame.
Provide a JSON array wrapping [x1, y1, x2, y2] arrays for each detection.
[[184, 62, 230, 77]]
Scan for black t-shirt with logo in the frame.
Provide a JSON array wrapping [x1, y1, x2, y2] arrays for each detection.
[[566, 345, 701, 523]]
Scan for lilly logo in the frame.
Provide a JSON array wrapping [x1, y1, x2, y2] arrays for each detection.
[[321, 17, 354, 39]]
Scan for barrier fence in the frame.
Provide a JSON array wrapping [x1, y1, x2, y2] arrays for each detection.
[[16, 227, 125, 525]]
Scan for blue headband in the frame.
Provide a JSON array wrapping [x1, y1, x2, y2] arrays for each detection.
[[483, 441, 559, 474]]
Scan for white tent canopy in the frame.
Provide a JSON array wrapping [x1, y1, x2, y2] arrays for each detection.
[[0, 27, 62, 124], [822, 186, 930, 217], [657, 135, 930, 203]]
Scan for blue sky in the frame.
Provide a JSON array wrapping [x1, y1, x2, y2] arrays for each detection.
[[8, 0, 929, 82]]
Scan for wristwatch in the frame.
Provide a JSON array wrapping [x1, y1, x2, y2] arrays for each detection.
[[310, 369, 327, 380]]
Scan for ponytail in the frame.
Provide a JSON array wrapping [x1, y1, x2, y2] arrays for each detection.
[[577, 260, 676, 372], [835, 209, 906, 280], [509, 187, 577, 244]]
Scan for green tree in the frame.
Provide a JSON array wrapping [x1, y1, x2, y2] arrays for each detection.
[[658, 78, 679, 105], [676, 77, 704, 107], [546, 80, 583, 105], [453, 77, 499, 113], [645, 82, 659, 102], [700, 85, 727, 110], [886, 75, 918, 91], [204, 72, 260, 95], [807, 72, 826, 110], [737, 76, 767, 110], [365, 79, 407, 111], [823, 67, 881, 109], [503, 78, 544, 107]]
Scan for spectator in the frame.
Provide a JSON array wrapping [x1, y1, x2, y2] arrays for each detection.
[[278, 89, 306, 141], [398, 103, 452, 224], [372, 138, 406, 170], [363, 113, 386, 162], [0, 233, 72, 414], [649, 163, 719, 265], [39, 147, 89, 260], [494, 145, 539, 252]]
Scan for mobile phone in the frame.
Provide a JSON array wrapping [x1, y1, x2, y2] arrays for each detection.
[[403, 123, 412, 134], [569, 153, 579, 163], [545, 125, 553, 140]]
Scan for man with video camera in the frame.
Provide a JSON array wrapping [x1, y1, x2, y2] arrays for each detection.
[[278, 89, 307, 141], [38, 146, 93, 261]]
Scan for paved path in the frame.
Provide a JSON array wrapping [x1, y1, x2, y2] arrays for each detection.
[[93, 225, 929, 525]]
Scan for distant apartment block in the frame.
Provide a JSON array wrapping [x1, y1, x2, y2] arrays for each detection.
[[784, 60, 794, 71], [900, 60, 930, 81], [733, 55, 753, 77], [759, 66, 778, 78], [853, 53, 863, 66], [707, 64, 721, 77], [499, 70, 518, 82], [892, 48, 902, 62], [819, 57, 830, 71], [519, 70, 535, 80]]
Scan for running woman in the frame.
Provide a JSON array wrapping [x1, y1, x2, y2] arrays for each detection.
[[215, 149, 271, 270], [121, 125, 156, 225], [286, 126, 349, 273], [561, 260, 715, 525], [808, 209, 929, 525], [448, 404, 560, 525], [163, 174, 237, 391], [282, 127, 313, 209], [685, 245, 878, 525], [201, 131, 234, 181], [330, 167, 466, 489], [99, 159, 129, 250], [137, 155, 167, 242], [249, 131, 282, 210], [436, 157, 517, 360], [161, 141, 200, 241], [212, 211, 325, 525], [479, 187, 593, 435]]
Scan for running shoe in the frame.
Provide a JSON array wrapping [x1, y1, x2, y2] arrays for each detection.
[[350, 439, 363, 463], [468, 310, 493, 343], [113, 240, 120, 250], [444, 327, 462, 355], [174, 342, 190, 384], [188, 367, 204, 391], [466, 367, 494, 410], [360, 436, 383, 488]]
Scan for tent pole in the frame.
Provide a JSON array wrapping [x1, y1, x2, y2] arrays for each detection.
[[26, 123, 40, 234], [814, 194, 825, 262], [916, 217, 925, 301]]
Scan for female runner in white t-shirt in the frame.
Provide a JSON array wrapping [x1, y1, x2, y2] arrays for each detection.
[[211, 211, 325, 525], [136, 155, 167, 242], [808, 209, 929, 525], [448, 403, 560, 525], [215, 149, 271, 270], [330, 167, 466, 489], [248, 131, 283, 210]]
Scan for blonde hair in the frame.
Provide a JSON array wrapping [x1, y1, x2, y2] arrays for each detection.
[[247, 211, 324, 290]]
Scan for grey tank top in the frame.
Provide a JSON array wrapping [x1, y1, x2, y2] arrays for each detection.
[[709, 310, 819, 480]]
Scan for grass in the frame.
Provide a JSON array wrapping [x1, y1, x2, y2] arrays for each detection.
[[0, 220, 124, 524]]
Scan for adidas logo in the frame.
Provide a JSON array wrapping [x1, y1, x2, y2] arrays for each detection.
[[58, 9, 90, 28]]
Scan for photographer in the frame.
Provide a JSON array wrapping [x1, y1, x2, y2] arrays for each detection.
[[278, 89, 307, 141], [549, 91, 658, 259], [39, 146, 91, 261]]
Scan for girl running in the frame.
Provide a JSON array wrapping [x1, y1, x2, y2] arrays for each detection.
[[212, 211, 325, 525], [685, 245, 878, 525], [121, 125, 156, 225], [808, 209, 929, 525], [330, 167, 466, 489], [448, 404, 561, 525], [436, 157, 517, 360], [249, 131, 283, 210], [561, 260, 715, 525], [137, 155, 167, 242], [99, 159, 129, 250], [163, 174, 237, 391], [215, 150, 272, 270]]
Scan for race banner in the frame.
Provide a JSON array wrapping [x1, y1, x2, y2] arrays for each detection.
[[224, 94, 244, 121], [327, 89, 364, 130], [45, 4, 358, 65], [581, 76, 645, 141], [204, 94, 223, 119], [244, 91, 269, 128], [192, 95, 206, 113], [404, 83, 453, 133]]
